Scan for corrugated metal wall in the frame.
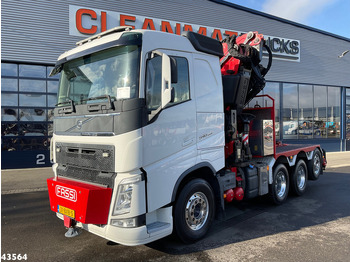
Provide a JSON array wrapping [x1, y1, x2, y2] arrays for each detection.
[[2, 0, 350, 87]]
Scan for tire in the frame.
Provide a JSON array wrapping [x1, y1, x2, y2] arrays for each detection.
[[307, 149, 322, 181], [173, 178, 215, 243], [269, 164, 289, 205], [290, 159, 308, 196]]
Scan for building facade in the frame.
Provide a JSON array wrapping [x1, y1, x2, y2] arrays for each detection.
[[2, 0, 350, 169]]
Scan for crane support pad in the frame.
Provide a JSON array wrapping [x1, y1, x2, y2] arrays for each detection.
[[47, 177, 112, 225]]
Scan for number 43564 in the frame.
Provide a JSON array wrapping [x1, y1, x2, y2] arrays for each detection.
[[1, 254, 27, 260]]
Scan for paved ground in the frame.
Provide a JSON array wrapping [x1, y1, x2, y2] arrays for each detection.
[[324, 151, 350, 168], [1, 152, 350, 261], [1, 167, 53, 194]]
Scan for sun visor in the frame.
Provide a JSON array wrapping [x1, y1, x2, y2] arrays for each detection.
[[49, 32, 143, 77], [182, 31, 223, 57]]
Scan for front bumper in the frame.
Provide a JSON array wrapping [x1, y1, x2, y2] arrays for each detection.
[[48, 174, 172, 246], [47, 177, 112, 224]]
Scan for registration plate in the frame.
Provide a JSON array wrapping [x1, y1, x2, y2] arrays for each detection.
[[58, 205, 75, 219]]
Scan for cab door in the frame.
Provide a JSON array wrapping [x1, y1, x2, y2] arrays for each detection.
[[142, 50, 197, 212]]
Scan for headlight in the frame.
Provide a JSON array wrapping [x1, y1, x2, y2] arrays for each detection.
[[113, 176, 141, 215]]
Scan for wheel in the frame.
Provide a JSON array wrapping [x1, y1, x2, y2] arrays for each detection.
[[307, 148, 322, 180], [269, 164, 289, 205], [290, 159, 308, 196], [173, 178, 215, 243]]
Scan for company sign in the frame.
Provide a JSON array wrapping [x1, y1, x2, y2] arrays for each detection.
[[56, 185, 77, 202], [69, 5, 300, 62]]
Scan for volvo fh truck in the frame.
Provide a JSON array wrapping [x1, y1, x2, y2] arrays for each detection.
[[47, 26, 326, 245]]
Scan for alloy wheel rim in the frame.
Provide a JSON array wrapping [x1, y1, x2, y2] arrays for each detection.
[[314, 154, 321, 175], [297, 165, 306, 190], [275, 171, 287, 199], [185, 192, 209, 231]]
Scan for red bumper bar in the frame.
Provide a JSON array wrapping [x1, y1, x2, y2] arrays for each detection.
[[47, 177, 112, 225]]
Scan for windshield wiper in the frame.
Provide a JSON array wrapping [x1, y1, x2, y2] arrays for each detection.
[[55, 99, 76, 113], [81, 95, 114, 110]]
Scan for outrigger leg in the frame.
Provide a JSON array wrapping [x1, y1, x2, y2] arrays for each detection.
[[64, 216, 81, 238]]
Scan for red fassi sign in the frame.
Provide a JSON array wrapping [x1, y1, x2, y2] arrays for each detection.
[[56, 185, 77, 202]]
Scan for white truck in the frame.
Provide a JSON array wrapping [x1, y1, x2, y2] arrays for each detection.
[[47, 26, 327, 246]]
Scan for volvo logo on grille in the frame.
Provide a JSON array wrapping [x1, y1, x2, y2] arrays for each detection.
[[76, 120, 83, 129], [56, 185, 77, 202]]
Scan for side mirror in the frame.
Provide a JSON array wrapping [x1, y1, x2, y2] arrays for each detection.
[[161, 53, 172, 108], [147, 50, 176, 114]]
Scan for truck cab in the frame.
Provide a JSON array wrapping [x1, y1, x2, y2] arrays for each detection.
[[49, 27, 226, 245]]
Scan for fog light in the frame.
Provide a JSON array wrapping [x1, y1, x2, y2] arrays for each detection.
[[111, 218, 136, 228]]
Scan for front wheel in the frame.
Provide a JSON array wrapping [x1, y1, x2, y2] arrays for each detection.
[[269, 164, 289, 205], [173, 179, 215, 243]]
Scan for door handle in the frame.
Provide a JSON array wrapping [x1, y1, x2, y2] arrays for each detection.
[[183, 137, 194, 147]]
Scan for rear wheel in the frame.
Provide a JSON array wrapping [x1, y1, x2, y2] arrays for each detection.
[[290, 159, 308, 196], [269, 164, 289, 205], [308, 149, 322, 180], [173, 179, 215, 243]]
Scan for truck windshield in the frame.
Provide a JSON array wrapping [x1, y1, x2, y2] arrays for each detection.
[[57, 45, 140, 106]]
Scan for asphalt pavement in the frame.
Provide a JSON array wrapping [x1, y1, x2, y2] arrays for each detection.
[[1, 151, 349, 195]]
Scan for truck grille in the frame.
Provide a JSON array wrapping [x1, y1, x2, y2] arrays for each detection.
[[56, 142, 115, 172], [57, 165, 116, 188], [55, 142, 116, 187]]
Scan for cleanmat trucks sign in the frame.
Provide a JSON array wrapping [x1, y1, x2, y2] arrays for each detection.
[[69, 5, 300, 61]]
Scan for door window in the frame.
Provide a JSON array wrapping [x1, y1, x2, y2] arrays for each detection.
[[169, 57, 190, 106]]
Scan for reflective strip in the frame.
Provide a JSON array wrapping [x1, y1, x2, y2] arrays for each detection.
[[243, 134, 249, 145]]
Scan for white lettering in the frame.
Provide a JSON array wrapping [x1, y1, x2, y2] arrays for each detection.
[[55, 185, 77, 202]]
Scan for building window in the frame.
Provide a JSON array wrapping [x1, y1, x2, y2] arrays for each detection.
[[313, 85, 327, 138], [298, 84, 313, 139], [19, 64, 46, 78], [2, 78, 18, 91], [1, 62, 59, 168], [327, 86, 341, 138], [280, 83, 341, 140], [282, 83, 298, 139], [263, 82, 280, 139], [1, 63, 17, 76]]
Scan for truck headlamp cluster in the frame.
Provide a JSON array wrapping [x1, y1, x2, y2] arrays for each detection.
[[113, 176, 141, 215]]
